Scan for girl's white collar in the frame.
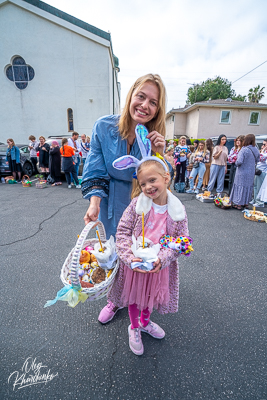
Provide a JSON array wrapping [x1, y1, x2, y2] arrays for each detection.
[[136, 191, 185, 221]]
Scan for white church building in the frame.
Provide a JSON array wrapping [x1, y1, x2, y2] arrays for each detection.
[[0, 0, 121, 143]]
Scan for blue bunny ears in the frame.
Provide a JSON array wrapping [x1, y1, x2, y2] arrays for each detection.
[[112, 124, 168, 172]]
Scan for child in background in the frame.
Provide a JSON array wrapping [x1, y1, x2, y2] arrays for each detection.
[[60, 138, 81, 189], [186, 141, 210, 194], [108, 159, 188, 355], [173, 136, 191, 193]]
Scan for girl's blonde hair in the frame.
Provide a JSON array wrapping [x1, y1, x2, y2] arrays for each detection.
[[131, 159, 170, 199], [178, 136, 187, 144], [196, 140, 207, 155], [119, 74, 166, 139]]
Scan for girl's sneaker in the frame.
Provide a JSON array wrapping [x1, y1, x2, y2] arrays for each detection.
[[194, 188, 199, 194], [186, 189, 194, 194], [128, 325, 144, 355], [98, 301, 122, 324], [139, 320, 165, 339]]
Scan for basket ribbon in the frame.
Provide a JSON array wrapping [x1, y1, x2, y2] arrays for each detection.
[[44, 285, 88, 308]]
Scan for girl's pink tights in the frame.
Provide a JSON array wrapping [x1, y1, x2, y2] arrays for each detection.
[[128, 304, 151, 329]]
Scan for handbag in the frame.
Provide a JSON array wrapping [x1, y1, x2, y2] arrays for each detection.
[[255, 168, 262, 176]]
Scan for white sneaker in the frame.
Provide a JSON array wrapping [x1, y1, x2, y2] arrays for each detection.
[[194, 189, 199, 194], [68, 185, 72, 189], [76, 184, 81, 189], [249, 199, 255, 205], [253, 202, 264, 208]]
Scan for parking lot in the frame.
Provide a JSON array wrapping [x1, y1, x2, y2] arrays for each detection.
[[0, 183, 266, 399]]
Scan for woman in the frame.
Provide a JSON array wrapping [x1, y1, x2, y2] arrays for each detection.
[[81, 73, 167, 324], [28, 135, 39, 175], [6, 139, 22, 182], [173, 136, 191, 192], [228, 135, 244, 195], [207, 135, 228, 195], [229, 134, 260, 210], [49, 141, 62, 186], [60, 138, 80, 188], [36, 136, 50, 178], [164, 145, 175, 170], [186, 141, 210, 194], [202, 138, 213, 190]]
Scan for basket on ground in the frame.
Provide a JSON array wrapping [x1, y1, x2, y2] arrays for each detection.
[[22, 175, 32, 187], [214, 192, 231, 209], [35, 179, 47, 189], [243, 209, 267, 223], [60, 220, 119, 301]]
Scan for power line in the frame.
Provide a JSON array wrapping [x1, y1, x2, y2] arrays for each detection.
[[232, 60, 267, 84]]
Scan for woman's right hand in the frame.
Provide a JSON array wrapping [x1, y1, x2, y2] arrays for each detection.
[[84, 196, 101, 225]]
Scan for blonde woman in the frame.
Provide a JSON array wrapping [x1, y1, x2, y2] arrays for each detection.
[[81, 74, 168, 324], [186, 141, 210, 194]]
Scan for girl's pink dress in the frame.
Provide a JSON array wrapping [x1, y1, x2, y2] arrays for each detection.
[[108, 197, 189, 314], [121, 205, 170, 312]]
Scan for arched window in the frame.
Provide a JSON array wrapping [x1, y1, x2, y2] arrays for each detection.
[[6, 56, 35, 89], [67, 108, 74, 131]]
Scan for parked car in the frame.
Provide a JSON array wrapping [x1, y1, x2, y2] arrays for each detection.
[[210, 136, 235, 184], [0, 144, 34, 177], [255, 135, 267, 149]]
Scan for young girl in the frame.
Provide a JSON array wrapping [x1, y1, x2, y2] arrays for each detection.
[[186, 141, 210, 194], [60, 138, 81, 188], [173, 136, 191, 192], [108, 159, 188, 355]]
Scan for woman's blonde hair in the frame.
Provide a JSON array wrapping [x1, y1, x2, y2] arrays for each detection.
[[196, 140, 207, 155], [119, 74, 166, 139], [39, 136, 45, 141], [131, 159, 170, 199]]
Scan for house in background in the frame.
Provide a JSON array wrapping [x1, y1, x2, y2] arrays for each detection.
[[0, 0, 120, 143], [166, 99, 267, 140]]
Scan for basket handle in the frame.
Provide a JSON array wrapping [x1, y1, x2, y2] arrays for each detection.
[[23, 175, 30, 181], [69, 220, 106, 289]]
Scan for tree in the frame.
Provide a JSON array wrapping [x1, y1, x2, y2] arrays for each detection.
[[248, 85, 265, 103], [186, 76, 246, 104]]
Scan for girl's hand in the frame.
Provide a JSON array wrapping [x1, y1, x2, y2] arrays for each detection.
[[149, 258, 161, 274], [84, 197, 101, 225], [132, 258, 148, 274], [147, 131, 165, 156]]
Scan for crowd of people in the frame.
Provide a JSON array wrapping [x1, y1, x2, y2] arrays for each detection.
[[167, 134, 267, 209], [3, 133, 91, 187]]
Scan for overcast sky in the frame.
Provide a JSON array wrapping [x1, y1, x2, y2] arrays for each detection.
[[46, 0, 267, 111]]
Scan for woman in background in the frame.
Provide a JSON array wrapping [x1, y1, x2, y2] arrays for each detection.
[[6, 138, 22, 183], [28, 135, 39, 176], [36, 136, 50, 178], [228, 135, 244, 195], [229, 134, 260, 210], [207, 135, 228, 195], [49, 140, 62, 186], [202, 138, 213, 190]]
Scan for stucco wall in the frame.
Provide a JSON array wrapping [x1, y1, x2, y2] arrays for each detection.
[[174, 113, 187, 138], [197, 106, 267, 139], [0, 2, 117, 142], [185, 108, 199, 138], [165, 115, 174, 139]]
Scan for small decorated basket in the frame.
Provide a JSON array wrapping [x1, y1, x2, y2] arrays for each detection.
[[35, 178, 47, 189], [22, 175, 32, 187], [243, 208, 267, 223], [5, 176, 16, 184], [60, 220, 119, 302], [214, 192, 231, 209]]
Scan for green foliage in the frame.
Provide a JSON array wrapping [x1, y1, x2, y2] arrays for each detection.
[[248, 85, 265, 103], [186, 76, 246, 104]]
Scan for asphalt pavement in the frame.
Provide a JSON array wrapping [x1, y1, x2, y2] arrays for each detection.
[[0, 181, 266, 400]]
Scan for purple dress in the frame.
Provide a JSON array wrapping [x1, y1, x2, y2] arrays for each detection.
[[229, 145, 260, 206]]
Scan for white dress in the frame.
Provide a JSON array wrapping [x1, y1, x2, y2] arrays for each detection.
[[257, 174, 267, 202]]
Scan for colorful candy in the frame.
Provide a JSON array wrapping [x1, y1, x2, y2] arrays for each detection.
[[160, 235, 193, 256]]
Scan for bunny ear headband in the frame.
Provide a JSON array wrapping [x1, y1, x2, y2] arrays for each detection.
[[112, 124, 168, 172]]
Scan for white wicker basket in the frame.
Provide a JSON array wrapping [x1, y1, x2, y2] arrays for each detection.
[[60, 221, 119, 301]]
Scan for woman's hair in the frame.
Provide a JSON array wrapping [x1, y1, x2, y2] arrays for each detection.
[[189, 145, 194, 153], [193, 139, 199, 147], [119, 74, 166, 139], [7, 138, 15, 146], [179, 136, 187, 144], [205, 138, 213, 158], [61, 138, 68, 146], [196, 140, 207, 155], [216, 135, 227, 146], [166, 145, 174, 152], [131, 159, 169, 199], [243, 134, 255, 147], [186, 138, 191, 146], [234, 135, 245, 150], [39, 136, 45, 141], [86, 136, 90, 142], [29, 135, 36, 141]]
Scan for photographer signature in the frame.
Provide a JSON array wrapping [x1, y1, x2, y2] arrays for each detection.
[[8, 357, 58, 390]]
